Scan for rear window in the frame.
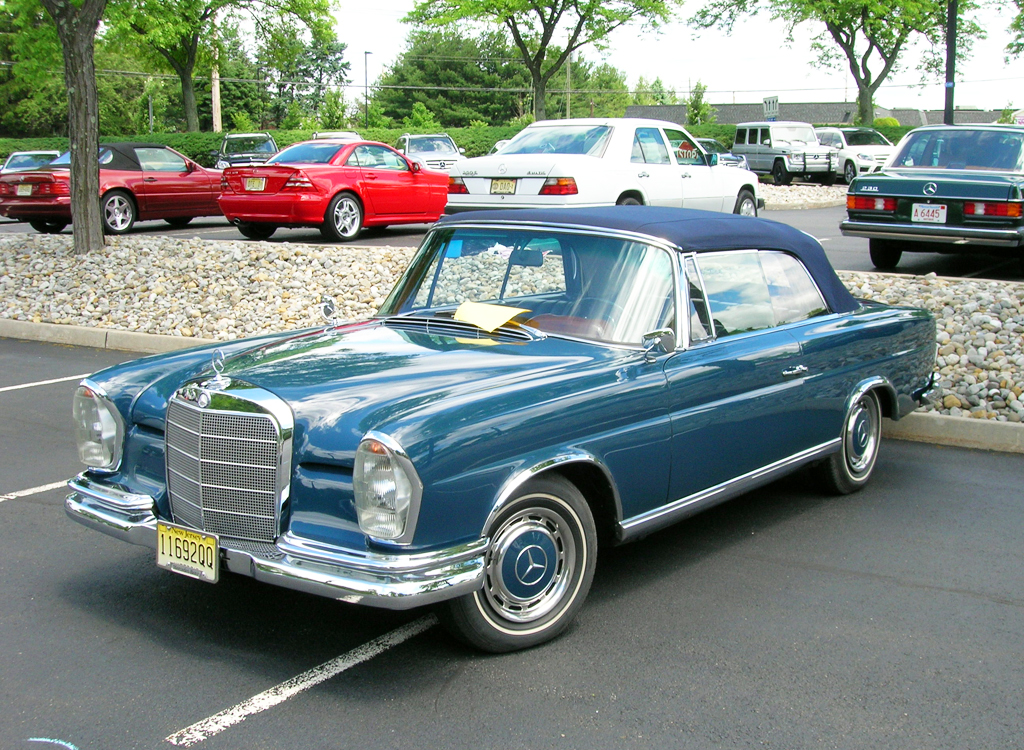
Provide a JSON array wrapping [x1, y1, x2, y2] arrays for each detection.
[[892, 129, 1023, 171], [502, 126, 612, 157], [267, 143, 345, 164], [50, 149, 113, 166]]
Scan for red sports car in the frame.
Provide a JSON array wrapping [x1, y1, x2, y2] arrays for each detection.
[[218, 139, 449, 241], [0, 143, 222, 234]]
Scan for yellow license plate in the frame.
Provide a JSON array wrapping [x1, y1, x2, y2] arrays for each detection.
[[245, 177, 266, 192], [16, 184, 32, 196], [490, 178, 516, 195], [157, 521, 219, 583]]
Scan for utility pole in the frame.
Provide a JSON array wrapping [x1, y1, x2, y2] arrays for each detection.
[[566, 52, 571, 118], [364, 51, 372, 129], [943, 0, 957, 125]]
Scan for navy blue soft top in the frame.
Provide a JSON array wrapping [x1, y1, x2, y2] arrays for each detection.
[[438, 206, 859, 314]]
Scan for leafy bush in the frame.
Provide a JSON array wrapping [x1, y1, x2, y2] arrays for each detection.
[[873, 117, 900, 127]]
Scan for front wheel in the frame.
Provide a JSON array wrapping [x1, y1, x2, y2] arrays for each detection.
[[733, 189, 757, 216], [439, 476, 597, 653], [236, 222, 277, 240], [814, 390, 882, 495], [101, 190, 136, 234], [869, 239, 902, 270], [844, 160, 858, 184], [322, 192, 363, 241], [819, 172, 837, 186], [29, 220, 67, 234], [772, 160, 791, 186]]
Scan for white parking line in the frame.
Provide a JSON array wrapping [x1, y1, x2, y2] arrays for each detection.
[[165, 614, 438, 747], [0, 374, 90, 393], [0, 480, 69, 503]]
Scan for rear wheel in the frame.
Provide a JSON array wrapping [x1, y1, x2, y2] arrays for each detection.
[[733, 189, 757, 216], [101, 190, 136, 234], [869, 239, 902, 270], [616, 195, 642, 206], [165, 217, 193, 228], [772, 160, 791, 186], [29, 220, 67, 234], [814, 390, 883, 495], [322, 193, 363, 241], [236, 222, 277, 240], [439, 475, 597, 653]]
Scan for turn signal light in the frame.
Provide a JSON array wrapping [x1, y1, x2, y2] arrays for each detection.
[[964, 201, 1022, 218], [448, 176, 469, 194], [539, 177, 578, 195], [848, 195, 896, 211]]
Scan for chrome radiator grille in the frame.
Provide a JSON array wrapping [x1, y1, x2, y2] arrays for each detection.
[[166, 397, 282, 543]]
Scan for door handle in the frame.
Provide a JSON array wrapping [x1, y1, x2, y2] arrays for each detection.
[[144, 177, 158, 182], [637, 171, 649, 178], [365, 174, 377, 180], [782, 365, 808, 377], [680, 172, 692, 179]]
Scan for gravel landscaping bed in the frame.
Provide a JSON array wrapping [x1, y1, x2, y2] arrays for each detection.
[[759, 181, 848, 208], [2, 231, 1022, 423]]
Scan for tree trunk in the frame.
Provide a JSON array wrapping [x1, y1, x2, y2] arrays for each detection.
[[40, 0, 108, 255], [181, 71, 200, 132], [857, 86, 875, 126], [534, 73, 547, 121]]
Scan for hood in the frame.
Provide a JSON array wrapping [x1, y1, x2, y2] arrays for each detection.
[[855, 170, 1023, 200], [129, 319, 622, 463]]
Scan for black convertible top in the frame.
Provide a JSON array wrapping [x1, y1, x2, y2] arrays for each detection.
[[438, 206, 859, 313]]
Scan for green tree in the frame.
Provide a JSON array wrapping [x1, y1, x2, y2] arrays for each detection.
[[632, 76, 677, 106], [691, 0, 981, 125], [686, 80, 716, 125], [548, 58, 631, 118], [375, 30, 532, 126], [406, 0, 677, 121]]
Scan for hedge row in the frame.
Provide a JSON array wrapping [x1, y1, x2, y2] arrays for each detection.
[[0, 123, 919, 165]]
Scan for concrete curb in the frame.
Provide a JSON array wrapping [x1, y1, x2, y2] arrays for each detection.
[[4, 317, 1024, 455]]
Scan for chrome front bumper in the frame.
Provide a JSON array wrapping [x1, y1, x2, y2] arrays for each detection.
[[65, 474, 486, 610]]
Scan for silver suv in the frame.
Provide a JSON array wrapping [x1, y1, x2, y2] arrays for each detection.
[[732, 121, 837, 185], [395, 133, 466, 172]]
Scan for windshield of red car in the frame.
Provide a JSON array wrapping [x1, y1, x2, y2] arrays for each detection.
[[266, 142, 345, 164], [501, 126, 612, 157], [379, 226, 676, 346], [892, 129, 1023, 171]]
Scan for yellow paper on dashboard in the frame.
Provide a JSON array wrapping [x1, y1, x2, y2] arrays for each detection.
[[453, 301, 529, 333]]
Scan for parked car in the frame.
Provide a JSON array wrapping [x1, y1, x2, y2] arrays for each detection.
[[395, 133, 466, 172], [732, 121, 839, 185], [0, 143, 222, 234], [1, 150, 60, 174], [840, 125, 1024, 269], [447, 118, 764, 216], [313, 131, 361, 140], [210, 132, 278, 169], [695, 138, 748, 169], [815, 126, 894, 184], [218, 139, 449, 240], [65, 206, 937, 653]]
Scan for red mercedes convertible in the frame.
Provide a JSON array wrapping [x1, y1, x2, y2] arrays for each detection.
[[218, 139, 449, 241]]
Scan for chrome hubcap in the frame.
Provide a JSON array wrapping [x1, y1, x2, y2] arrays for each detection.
[[104, 196, 132, 230], [739, 198, 756, 216], [483, 504, 575, 623], [333, 199, 360, 237], [845, 396, 879, 476]]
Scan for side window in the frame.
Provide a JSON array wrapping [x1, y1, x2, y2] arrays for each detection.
[[631, 127, 671, 165], [696, 251, 775, 337], [136, 148, 187, 172], [666, 129, 703, 166], [684, 256, 712, 343], [760, 251, 828, 325], [734, 129, 747, 146], [760, 128, 772, 146], [349, 145, 408, 171]]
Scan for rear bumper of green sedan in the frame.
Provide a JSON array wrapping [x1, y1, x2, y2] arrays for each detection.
[[841, 219, 1024, 248]]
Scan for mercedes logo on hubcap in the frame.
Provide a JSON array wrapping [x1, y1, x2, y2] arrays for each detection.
[[514, 545, 549, 586]]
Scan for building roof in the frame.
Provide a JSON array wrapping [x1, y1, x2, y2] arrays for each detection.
[[625, 103, 1003, 127]]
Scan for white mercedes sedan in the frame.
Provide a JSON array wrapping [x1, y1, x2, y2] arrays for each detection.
[[446, 118, 763, 216]]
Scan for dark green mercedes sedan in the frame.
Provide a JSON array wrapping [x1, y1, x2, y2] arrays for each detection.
[[839, 125, 1024, 269]]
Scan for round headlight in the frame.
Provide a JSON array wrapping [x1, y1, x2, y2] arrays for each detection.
[[73, 383, 125, 470], [353, 435, 421, 541], [857, 153, 874, 161]]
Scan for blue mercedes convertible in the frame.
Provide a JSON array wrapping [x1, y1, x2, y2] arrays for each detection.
[[66, 207, 937, 652]]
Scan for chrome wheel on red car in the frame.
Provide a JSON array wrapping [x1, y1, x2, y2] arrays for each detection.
[[323, 192, 363, 241], [101, 190, 136, 234]]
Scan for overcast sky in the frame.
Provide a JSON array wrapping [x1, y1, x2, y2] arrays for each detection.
[[333, 0, 1024, 115]]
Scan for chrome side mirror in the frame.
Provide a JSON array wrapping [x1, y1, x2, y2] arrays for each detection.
[[641, 328, 676, 362]]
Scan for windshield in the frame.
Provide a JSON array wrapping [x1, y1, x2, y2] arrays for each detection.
[[224, 137, 276, 155], [501, 126, 613, 157], [379, 226, 676, 346], [5, 153, 58, 170], [407, 136, 458, 155], [772, 126, 817, 144], [698, 140, 726, 154], [266, 142, 344, 164], [49, 149, 113, 166], [891, 128, 1024, 171], [842, 129, 890, 147]]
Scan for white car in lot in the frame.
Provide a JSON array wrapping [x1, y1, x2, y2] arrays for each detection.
[[446, 118, 763, 215], [815, 127, 894, 184]]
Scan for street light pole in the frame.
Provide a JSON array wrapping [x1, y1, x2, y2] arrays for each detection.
[[943, 0, 957, 125], [364, 51, 372, 129]]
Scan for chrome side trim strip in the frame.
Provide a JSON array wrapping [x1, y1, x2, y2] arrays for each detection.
[[618, 439, 840, 542]]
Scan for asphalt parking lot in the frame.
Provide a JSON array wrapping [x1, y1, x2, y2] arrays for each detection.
[[2, 337, 1024, 750]]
